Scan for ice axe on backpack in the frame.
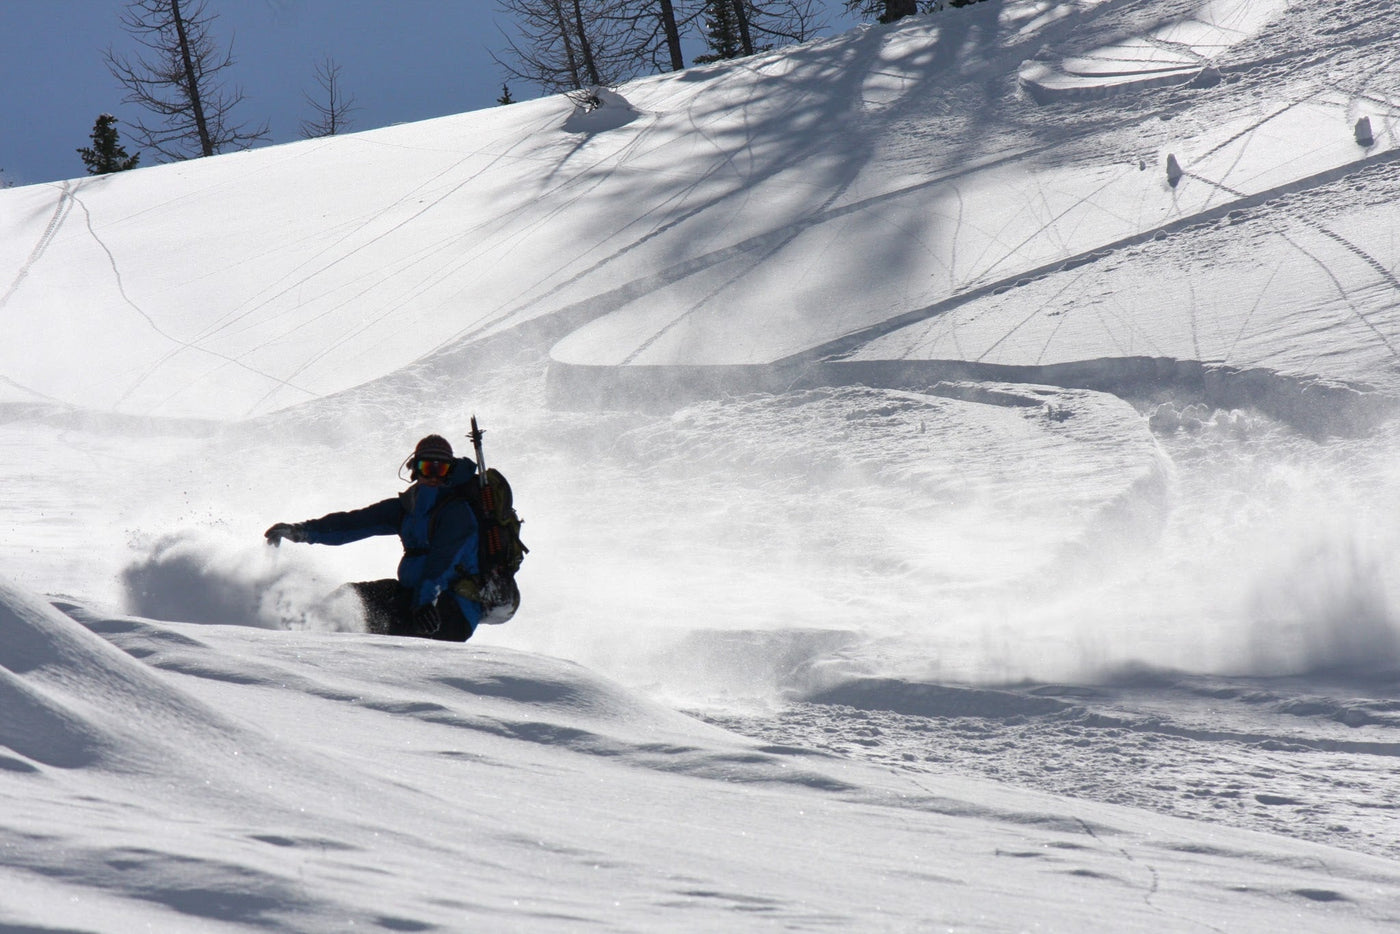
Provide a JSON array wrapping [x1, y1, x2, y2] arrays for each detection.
[[469, 415, 488, 480], [469, 415, 503, 551]]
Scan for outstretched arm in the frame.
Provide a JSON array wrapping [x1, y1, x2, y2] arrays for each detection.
[[265, 497, 400, 547]]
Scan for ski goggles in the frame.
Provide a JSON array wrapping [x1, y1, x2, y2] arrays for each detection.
[[414, 458, 452, 480]]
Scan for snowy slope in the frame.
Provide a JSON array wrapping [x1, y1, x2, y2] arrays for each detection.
[[7, 0, 1394, 422], [6, 582, 1400, 931], [4, 0, 1400, 930]]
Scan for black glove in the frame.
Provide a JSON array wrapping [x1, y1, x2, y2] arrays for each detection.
[[412, 603, 442, 635], [264, 522, 306, 546]]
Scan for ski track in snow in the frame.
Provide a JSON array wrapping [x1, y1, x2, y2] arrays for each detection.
[[0, 180, 73, 312]]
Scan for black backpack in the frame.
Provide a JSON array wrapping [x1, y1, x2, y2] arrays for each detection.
[[450, 465, 527, 624]]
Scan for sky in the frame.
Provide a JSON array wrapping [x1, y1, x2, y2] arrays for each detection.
[[0, 0, 862, 189]]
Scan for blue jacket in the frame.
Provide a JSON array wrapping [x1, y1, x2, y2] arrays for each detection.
[[300, 458, 482, 624]]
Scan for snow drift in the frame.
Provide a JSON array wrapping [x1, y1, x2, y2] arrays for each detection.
[[8, 579, 1400, 930]]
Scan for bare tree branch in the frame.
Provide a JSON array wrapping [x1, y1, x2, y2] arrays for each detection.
[[742, 0, 826, 46], [494, 0, 656, 94], [494, 0, 826, 95], [598, 0, 701, 74], [104, 0, 269, 161], [300, 56, 359, 138]]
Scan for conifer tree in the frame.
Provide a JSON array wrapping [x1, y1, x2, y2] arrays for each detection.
[[77, 114, 141, 174], [694, 0, 744, 63], [841, 0, 919, 23]]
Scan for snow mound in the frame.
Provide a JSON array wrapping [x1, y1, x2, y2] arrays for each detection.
[[561, 87, 642, 133], [0, 577, 241, 772], [73, 605, 848, 790], [1148, 401, 1251, 438], [32, 603, 1400, 931]]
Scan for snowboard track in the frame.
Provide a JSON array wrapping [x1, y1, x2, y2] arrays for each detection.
[[548, 349, 1394, 440], [545, 149, 1400, 439]]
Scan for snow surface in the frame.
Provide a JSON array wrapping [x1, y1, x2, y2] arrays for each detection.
[[5, 0, 1400, 929], [1020, 0, 1299, 100]]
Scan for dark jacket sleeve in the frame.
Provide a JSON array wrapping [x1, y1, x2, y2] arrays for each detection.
[[300, 497, 400, 546]]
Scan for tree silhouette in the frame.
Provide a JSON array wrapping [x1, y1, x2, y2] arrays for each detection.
[[77, 113, 141, 174], [104, 0, 268, 160], [694, 0, 744, 63], [299, 57, 358, 138]]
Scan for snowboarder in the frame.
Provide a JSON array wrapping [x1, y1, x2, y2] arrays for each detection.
[[264, 434, 483, 641]]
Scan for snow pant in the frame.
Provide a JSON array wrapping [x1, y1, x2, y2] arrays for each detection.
[[343, 579, 473, 642]]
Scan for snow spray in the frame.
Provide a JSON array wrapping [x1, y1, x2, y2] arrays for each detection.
[[120, 529, 363, 632]]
